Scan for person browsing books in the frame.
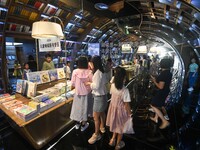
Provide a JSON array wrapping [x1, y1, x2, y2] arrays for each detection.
[[22, 62, 31, 80], [42, 53, 55, 71]]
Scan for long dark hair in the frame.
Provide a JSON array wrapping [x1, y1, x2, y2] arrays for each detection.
[[92, 56, 104, 73], [114, 67, 126, 90]]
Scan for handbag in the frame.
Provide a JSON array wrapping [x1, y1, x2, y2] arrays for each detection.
[[123, 117, 135, 134]]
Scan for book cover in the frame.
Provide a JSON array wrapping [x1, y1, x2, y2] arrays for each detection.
[[27, 72, 41, 84], [27, 81, 37, 98], [40, 71, 50, 83], [16, 79, 24, 93], [0, 93, 10, 99], [2, 100, 23, 109], [0, 95, 16, 104], [34, 1, 42, 9], [55, 8, 62, 16], [48, 69, 58, 81], [38, 3, 44, 11], [16, 105, 37, 121], [10, 24, 17, 31], [49, 7, 57, 15], [57, 68, 66, 79], [43, 5, 50, 14]]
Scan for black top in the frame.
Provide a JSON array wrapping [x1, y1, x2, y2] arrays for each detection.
[[151, 69, 172, 107], [156, 69, 172, 93]]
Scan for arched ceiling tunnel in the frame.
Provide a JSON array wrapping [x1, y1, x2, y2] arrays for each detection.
[[53, 0, 200, 63]]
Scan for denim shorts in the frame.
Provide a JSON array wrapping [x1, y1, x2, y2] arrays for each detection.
[[93, 95, 107, 112]]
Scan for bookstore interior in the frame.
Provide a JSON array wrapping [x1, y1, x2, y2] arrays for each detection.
[[0, 0, 200, 149]]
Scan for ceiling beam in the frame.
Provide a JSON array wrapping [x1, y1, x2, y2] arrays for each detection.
[[77, 17, 105, 42]]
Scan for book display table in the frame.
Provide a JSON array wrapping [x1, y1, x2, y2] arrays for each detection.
[[0, 79, 74, 149]]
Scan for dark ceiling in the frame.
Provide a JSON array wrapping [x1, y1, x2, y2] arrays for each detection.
[[6, 0, 200, 56], [82, 0, 200, 56]]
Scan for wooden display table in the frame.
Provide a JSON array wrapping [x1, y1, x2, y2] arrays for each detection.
[[0, 80, 74, 149]]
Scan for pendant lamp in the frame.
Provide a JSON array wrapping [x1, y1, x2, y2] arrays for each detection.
[[32, 17, 64, 39]]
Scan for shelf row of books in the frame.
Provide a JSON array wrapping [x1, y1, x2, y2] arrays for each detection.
[[9, 5, 38, 20], [15, 0, 44, 11], [26, 68, 66, 84], [7, 23, 30, 33], [0, 8, 7, 19]]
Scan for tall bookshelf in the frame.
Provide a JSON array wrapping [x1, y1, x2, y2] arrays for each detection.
[[0, 0, 10, 93]]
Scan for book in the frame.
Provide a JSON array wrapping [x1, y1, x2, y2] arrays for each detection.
[[48, 69, 58, 81], [57, 68, 66, 79], [2, 100, 23, 109], [16, 105, 37, 121], [28, 101, 40, 110], [38, 3, 44, 11], [22, 80, 28, 96], [32, 93, 49, 102], [27, 72, 41, 84], [0, 93, 10, 99], [9, 103, 25, 114], [34, 1, 42, 9], [29, 12, 38, 20], [0, 95, 16, 104], [55, 8, 62, 16], [16, 79, 24, 93], [27, 81, 37, 98], [40, 71, 50, 83], [39, 102, 47, 112]]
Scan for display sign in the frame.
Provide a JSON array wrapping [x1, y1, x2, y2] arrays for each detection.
[[88, 43, 100, 56], [122, 43, 132, 53], [39, 37, 61, 52]]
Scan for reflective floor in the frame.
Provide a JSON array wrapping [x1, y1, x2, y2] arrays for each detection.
[[0, 97, 200, 150], [1, 78, 200, 150]]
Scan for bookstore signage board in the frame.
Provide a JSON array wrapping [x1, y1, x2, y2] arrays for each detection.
[[39, 37, 61, 52]]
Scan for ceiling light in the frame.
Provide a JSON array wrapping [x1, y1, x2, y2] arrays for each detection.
[[32, 21, 64, 39], [94, 3, 109, 10]]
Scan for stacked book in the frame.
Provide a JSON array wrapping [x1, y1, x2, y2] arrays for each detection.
[[16, 105, 37, 121]]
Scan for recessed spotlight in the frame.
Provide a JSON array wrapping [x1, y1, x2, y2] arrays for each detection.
[[94, 3, 109, 10]]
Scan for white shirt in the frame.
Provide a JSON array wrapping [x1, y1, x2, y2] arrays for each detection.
[[66, 66, 71, 79], [110, 84, 131, 102], [90, 69, 107, 96]]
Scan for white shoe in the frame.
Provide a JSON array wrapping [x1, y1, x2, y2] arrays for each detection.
[[188, 87, 194, 92], [88, 133, 101, 144], [81, 122, 89, 132], [148, 108, 154, 112], [75, 123, 80, 130], [164, 115, 169, 120], [115, 141, 125, 150]]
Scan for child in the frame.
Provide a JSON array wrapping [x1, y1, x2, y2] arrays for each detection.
[[13, 60, 22, 78], [42, 53, 55, 70], [70, 56, 93, 131], [187, 58, 198, 91], [22, 63, 31, 80], [106, 67, 132, 150], [87, 56, 107, 144], [66, 61, 71, 80]]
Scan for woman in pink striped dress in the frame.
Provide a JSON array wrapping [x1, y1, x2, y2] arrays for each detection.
[[106, 67, 132, 149]]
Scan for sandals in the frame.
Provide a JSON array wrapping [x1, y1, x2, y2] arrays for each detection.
[[109, 138, 116, 147]]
